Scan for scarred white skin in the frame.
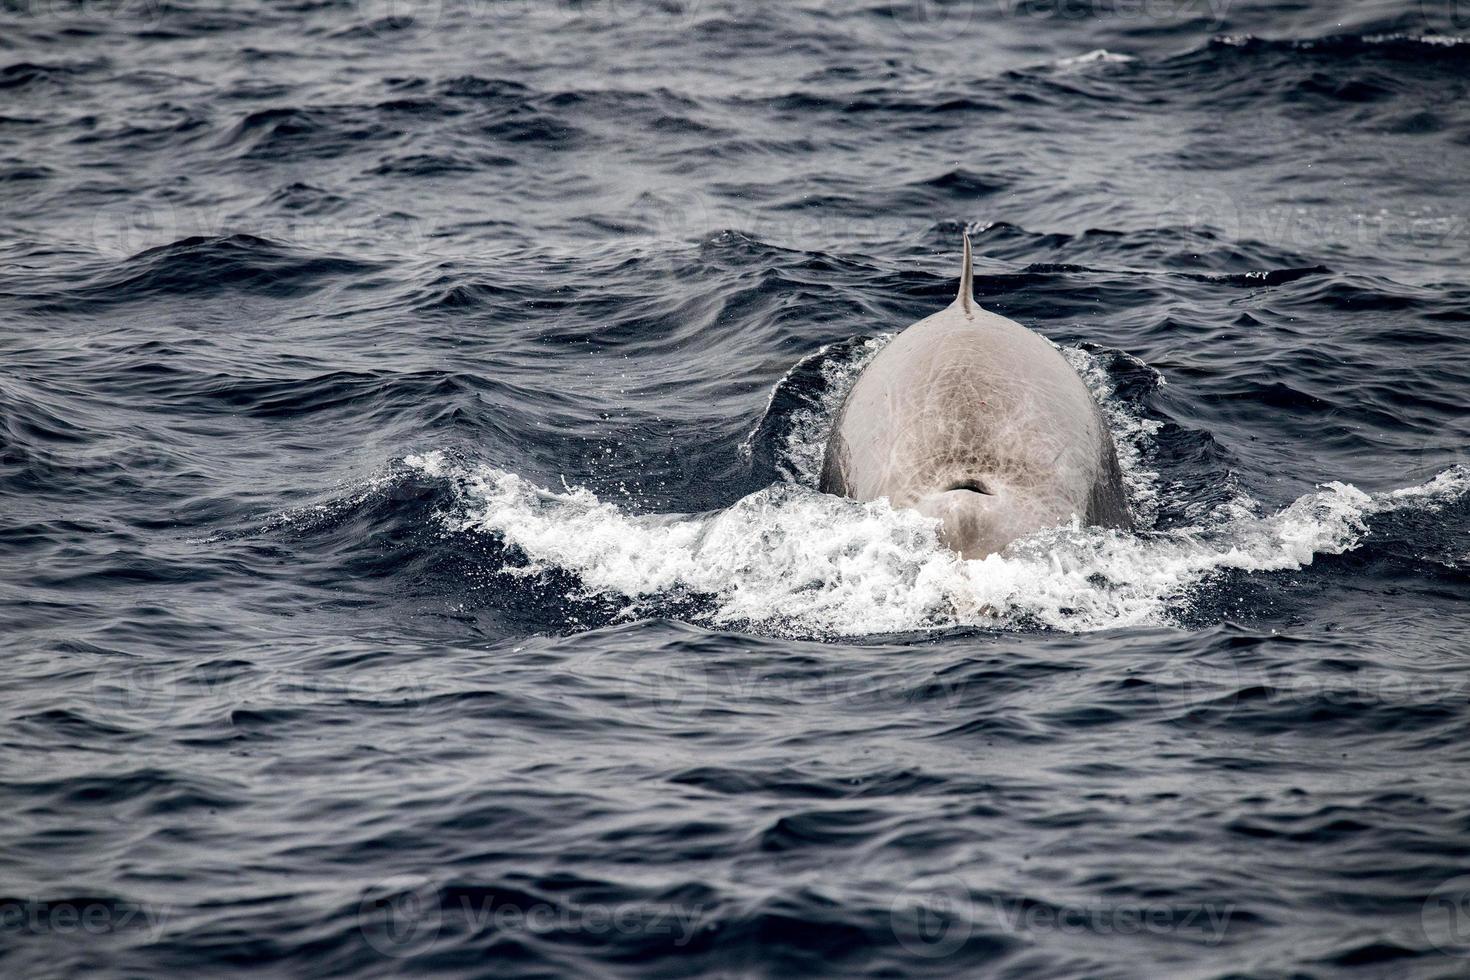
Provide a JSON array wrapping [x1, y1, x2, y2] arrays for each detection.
[[819, 235, 1132, 559]]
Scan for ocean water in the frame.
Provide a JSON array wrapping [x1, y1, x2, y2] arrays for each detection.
[[3, 0, 1469, 975]]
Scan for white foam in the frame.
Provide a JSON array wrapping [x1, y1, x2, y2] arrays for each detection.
[[405, 337, 1463, 638], [1357, 33, 1466, 47], [751, 333, 893, 486], [411, 451, 1468, 638], [1054, 49, 1137, 70], [780, 334, 890, 485], [404, 450, 449, 478], [1381, 465, 1470, 507], [1060, 345, 1164, 525]]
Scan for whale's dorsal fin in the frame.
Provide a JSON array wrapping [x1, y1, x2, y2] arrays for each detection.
[[956, 232, 974, 314]]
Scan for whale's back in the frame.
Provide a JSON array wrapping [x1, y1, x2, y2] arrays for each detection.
[[820, 296, 1131, 553]]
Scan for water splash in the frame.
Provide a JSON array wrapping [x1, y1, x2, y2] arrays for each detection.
[[409, 448, 1467, 638]]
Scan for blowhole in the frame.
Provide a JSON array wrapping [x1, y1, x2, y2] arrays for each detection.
[[944, 479, 991, 495]]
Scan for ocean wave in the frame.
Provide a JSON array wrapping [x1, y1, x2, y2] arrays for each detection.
[[1052, 48, 1137, 70], [1211, 32, 1470, 60], [408, 448, 1467, 637]]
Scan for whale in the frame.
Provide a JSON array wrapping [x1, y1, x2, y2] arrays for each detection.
[[819, 235, 1132, 559]]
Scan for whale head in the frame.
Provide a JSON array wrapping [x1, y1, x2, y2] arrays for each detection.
[[817, 232, 1133, 559]]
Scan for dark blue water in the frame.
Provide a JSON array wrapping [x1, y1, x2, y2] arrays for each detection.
[[4, 0, 1470, 975]]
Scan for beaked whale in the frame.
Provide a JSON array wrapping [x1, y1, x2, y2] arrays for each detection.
[[819, 235, 1132, 559]]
